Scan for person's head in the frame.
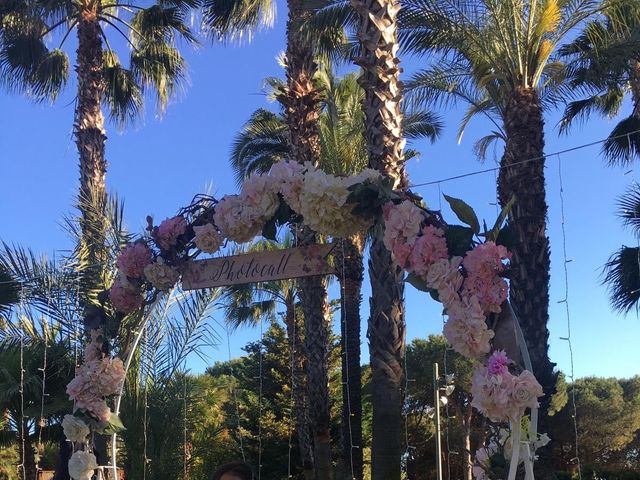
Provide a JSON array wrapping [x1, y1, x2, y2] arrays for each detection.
[[210, 461, 253, 480]]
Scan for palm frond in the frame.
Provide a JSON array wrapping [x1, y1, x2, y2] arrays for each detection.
[[201, 0, 276, 42], [129, 4, 197, 44], [602, 115, 640, 167], [0, 265, 19, 317], [558, 87, 624, 134], [603, 245, 640, 314], [130, 40, 187, 111], [472, 131, 505, 163], [102, 50, 143, 127], [230, 108, 289, 185], [616, 183, 640, 237], [403, 110, 443, 142]]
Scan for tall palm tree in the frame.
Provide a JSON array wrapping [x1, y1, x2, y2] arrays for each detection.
[[221, 238, 315, 480], [401, 2, 601, 476], [560, 0, 640, 165], [0, 0, 194, 309], [352, 0, 407, 476]]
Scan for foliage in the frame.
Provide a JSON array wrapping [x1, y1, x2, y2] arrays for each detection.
[[549, 376, 640, 472]]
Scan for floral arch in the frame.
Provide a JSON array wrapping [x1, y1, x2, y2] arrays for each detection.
[[63, 160, 546, 480]]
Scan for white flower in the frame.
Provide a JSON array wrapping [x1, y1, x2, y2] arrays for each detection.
[[143, 258, 179, 291], [193, 223, 223, 254], [69, 451, 98, 480], [62, 415, 90, 444]]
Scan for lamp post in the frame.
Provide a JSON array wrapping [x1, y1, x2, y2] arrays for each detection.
[[433, 363, 443, 480]]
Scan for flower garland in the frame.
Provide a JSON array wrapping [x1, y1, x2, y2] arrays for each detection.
[[65, 160, 544, 480]]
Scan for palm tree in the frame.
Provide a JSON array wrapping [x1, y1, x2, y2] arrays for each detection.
[[221, 238, 315, 479], [352, 0, 408, 475], [560, 0, 640, 165], [0, 0, 194, 309], [400, 2, 602, 476]]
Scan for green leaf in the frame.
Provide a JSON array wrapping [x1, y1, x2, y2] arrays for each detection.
[[495, 224, 516, 251], [262, 217, 277, 241], [445, 225, 474, 257], [443, 194, 480, 234], [405, 273, 440, 301], [100, 413, 126, 435], [488, 195, 516, 241], [405, 272, 428, 292]]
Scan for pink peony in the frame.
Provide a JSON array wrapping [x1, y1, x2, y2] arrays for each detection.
[[109, 279, 143, 314], [382, 201, 424, 254], [487, 350, 511, 376], [443, 296, 494, 359], [462, 242, 511, 314], [143, 259, 179, 291], [392, 242, 413, 269], [409, 226, 449, 278], [156, 216, 187, 250], [116, 242, 152, 278], [470, 364, 515, 422]]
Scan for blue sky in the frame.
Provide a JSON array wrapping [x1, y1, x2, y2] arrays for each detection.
[[1, 0, 639, 379]]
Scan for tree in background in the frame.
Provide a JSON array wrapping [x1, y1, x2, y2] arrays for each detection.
[[549, 376, 640, 474]]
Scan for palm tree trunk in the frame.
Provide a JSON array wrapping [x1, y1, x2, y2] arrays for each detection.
[[353, 0, 407, 477], [75, 7, 108, 298], [497, 86, 557, 480], [281, 1, 333, 477], [285, 301, 315, 479], [335, 236, 364, 480]]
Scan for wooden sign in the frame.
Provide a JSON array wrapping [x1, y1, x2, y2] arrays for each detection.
[[181, 244, 335, 290]]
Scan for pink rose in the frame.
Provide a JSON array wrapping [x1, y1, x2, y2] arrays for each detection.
[[109, 279, 143, 314], [510, 370, 543, 411], [156, 216, 187, 250], [116, 242, 152, 278]]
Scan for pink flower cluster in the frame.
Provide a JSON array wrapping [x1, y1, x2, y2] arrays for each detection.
[[462, 242, 511, 314], [156, 216, 187, 250], [66, 331, 126, 423], [409, 226, 449, 277], [109, 277, 143, 314], [383, 200, 424, 267], [116, 242, 152, 278], [443, 295, 494, 358], [471, 351, 543, 422], [269, 160, 305, 213]]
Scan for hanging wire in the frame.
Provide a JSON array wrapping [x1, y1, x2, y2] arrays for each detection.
[[17, 287, 26, 480], [183, 371, 189, 480], [286, 310, 296, 479], [436, 187, 453, 480], [407, 128, 640, 189], [143, 324, 149, 480], [257, 317, 264, 480], [556, 154, 582, 479], [225, 322, 246, 461], [340, 241, 357, 480], [36, 265, 52, 473]]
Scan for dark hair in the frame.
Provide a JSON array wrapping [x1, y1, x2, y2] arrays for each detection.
[[210, 461, 254, 480]]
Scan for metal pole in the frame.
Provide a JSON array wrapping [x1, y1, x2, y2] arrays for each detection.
[[434, 363, 443, 480]]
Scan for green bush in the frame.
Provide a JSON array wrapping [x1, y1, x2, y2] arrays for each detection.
[[582, 465, 640, 480]]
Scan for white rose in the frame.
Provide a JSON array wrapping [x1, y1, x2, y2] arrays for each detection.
[[143, 259, 179, 291], [62, 415, 90, 444], [193, 223, 223, 254], [69, 451, 98, 480]]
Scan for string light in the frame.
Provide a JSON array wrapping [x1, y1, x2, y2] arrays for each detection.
[[339, 241, 357, 479], [286, 311, 296, 479], [18, 287, 26, 480], [557, 154, 582, 479], [257, 317, 264, 480], [225, 322, 246, 462], [36, 267, 52, 474]]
